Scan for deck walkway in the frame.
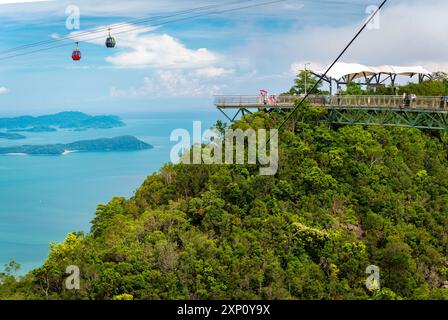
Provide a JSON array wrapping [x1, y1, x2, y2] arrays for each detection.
[[214, 95, 448, 130]]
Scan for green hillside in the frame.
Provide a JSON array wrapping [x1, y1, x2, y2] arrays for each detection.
[[1, 79, 448, 300], [1, 104, 447, 300]]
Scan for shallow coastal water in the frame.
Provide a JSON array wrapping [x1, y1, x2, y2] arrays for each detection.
[[0, 111, 224, 273]]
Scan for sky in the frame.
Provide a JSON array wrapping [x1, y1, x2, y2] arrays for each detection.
[[0, 0, 446, 116]]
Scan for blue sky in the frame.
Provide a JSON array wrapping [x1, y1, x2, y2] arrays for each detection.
[[0, 0, 446, 115]]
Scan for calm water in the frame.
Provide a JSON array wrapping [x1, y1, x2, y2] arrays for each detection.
[[0, 111, 224, 273]]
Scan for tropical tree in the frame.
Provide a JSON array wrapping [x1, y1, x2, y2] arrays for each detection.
[[288, 70, 322, 95]]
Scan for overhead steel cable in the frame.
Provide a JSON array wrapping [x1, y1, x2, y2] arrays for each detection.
[[266, 0, 388, 145], [0, 0, 258, 56], [0, 0, 370, 57], [0, 0, 286, 62]]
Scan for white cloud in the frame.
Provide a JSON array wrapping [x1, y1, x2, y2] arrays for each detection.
[[106, 35, 217, 69], [0, 87, 10, 94], [110, 70, 227, 99], [67, 23, 233, 98], [0, 0, 56, 18], [0, 0, 50, 4], [206, 0, 448, 95], [290, 61, 325, 75], [68, 24, 219, 69], [285, 0, 448, 73], [282, 3, 304, 11], [194, 67, 234, 78]]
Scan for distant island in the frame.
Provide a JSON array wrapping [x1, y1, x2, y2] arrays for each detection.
[[0, 132, 26, 140], [8, 126, 57, 133], [0, 111, 125, 131], [0, 136, 153, 155]]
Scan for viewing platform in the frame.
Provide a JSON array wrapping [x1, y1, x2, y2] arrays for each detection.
[[214, 95, 448, 130], [215, 95, 448, 110]]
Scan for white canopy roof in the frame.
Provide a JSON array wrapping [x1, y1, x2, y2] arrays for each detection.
[[315, 62, 431, 81]]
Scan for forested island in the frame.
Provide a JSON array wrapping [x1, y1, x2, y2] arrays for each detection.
[[1, 76, 447, 300], [0, 111, 125, 131], [0, 136, 153, 155]]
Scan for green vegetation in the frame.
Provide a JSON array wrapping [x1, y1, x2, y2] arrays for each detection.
[[286, 71, 448, 97], [0, 112, 125, 131], [0, 136, 153, 155], [1, 78, 447, 300], [1, 103, 447, 300], [342, 82, 364, 95], [365, 79, 448, 96], [343, 78, 448, 97], [286, 70, 326, 95], [398, 80, 448, 96]]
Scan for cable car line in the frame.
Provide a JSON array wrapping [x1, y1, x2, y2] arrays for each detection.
[[266, 0, 388, 145], [0, 0, 286, 62], [0, 0, 258, 56], [0, 0, 360, 57]]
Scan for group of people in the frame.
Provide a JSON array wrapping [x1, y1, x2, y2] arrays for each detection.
[[402, 93, 448, 109], [259, 90, 277, 106]]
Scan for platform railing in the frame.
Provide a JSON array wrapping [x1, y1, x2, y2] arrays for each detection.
[[214, 95, 448, 111]]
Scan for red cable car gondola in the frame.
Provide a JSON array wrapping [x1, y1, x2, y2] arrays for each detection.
[[72, 42, 81, 61]]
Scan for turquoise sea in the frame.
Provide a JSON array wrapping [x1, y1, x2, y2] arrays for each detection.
[[0, 111, 225, 273]]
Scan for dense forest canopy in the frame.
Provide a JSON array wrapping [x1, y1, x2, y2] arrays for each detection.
[[1, 76, 447, 300]]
